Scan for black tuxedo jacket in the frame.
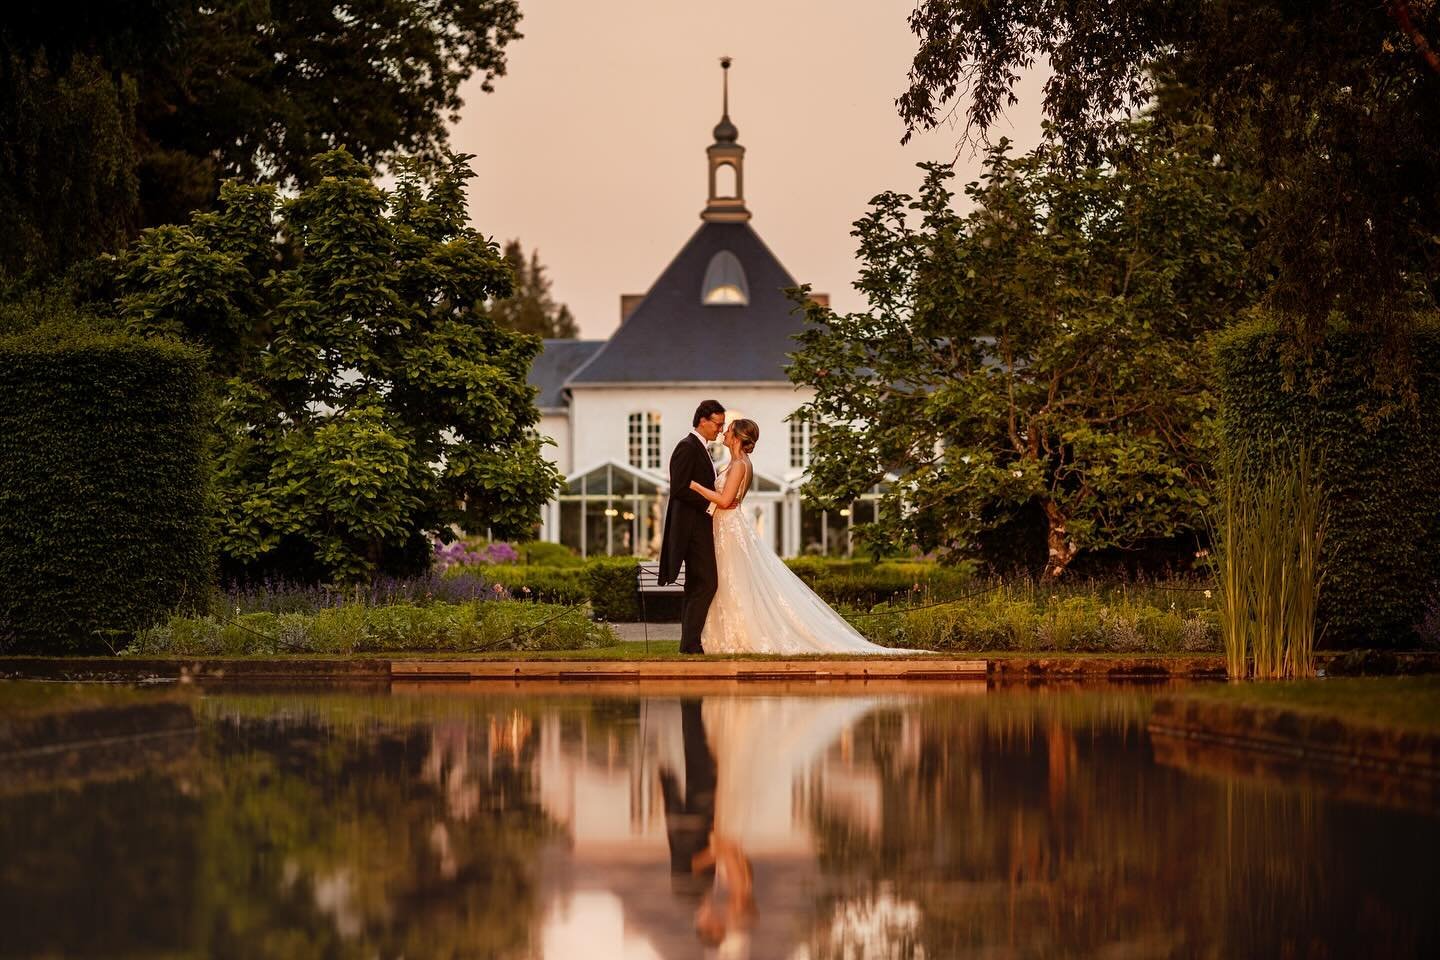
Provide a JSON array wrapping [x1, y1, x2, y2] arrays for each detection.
[[658, 433, 716, 585]]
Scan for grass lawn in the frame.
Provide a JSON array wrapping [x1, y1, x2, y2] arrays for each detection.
[[1173, 676, 1440, 734]]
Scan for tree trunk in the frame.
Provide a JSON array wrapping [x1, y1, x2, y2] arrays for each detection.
[[1041, 499, 1076, 579]]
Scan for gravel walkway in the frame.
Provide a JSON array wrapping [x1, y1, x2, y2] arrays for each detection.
[[608, 622, 682, 643]]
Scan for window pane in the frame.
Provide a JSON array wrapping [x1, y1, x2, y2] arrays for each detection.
[[800, 504, 825, 556], [646, 412, 662, 470], [826, 508, 850, 557], [560, 501, 583, 553], [628, 413, 642, 468]]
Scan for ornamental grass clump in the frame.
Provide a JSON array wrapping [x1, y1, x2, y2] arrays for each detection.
[[220, 571, 512, 615], [1213, 444, 1327, 679]]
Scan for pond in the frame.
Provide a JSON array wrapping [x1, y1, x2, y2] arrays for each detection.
[[1, 682, 1436, 958]]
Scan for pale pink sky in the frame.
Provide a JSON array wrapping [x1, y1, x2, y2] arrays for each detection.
[[450, 0, 1047, 339]]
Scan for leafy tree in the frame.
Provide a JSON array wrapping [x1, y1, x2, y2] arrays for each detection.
[[134, 0, 524, 228], [117, 149, 559, 581], [788, 124, 1258, 576], [489, 239, 579, 338], [0, 50, 141, 285], [898, 1, 1440, 373], [1, 0, 523, 280]]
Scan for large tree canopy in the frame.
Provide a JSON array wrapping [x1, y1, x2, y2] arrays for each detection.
[[116, 149, 558, 581], [1, 0, 522, 281], [789, 123, 1259, 575], [899, 1, 1440, 361]]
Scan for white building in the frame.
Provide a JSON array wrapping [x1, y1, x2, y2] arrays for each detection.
[[528, 67, 875, 558]]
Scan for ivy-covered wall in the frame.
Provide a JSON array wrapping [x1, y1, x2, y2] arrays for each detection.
[[1214, 321, 1440, 648]]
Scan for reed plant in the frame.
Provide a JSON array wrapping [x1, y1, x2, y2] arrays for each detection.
[[1212, 444, 1327, 679]]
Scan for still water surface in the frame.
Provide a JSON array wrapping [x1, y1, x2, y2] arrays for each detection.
[[2, 683, 1437, 959]]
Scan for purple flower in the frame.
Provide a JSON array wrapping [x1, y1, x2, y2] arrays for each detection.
[[484, 542, 519, 564]]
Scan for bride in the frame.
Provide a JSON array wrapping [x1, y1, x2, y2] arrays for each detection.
[[687, 419, 922, 655]]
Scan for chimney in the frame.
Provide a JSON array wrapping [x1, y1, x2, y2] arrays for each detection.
[[808, 293, 830, 308], [620, 294, 644, 323]]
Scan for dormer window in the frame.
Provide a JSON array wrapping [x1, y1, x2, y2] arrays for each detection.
[[702, 250, 749, 306]]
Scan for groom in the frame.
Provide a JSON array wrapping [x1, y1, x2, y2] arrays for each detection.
[[659, 399, 726, 654]]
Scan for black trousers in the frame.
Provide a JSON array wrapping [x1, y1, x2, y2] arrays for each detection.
[[659, 698, 717, 885], [679, 524, 718, 653]]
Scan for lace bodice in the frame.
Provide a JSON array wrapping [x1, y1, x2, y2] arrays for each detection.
[[716, 456, 752, 508]]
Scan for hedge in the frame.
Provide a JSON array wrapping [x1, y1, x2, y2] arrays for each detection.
[[476, 564, 590, 605], [786, 558, 979, 608], [0, 326, 212, 653], [1214, 320, 1440, 648], [586, 557, 641, 621]]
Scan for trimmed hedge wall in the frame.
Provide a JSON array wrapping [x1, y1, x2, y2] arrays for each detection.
[[586, 557, 641, 622], [1214, 321, 1440, 648], [0, 328, 212, 652]]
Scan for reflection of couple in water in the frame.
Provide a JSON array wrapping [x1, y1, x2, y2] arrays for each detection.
[[660, 699, 755, 952]]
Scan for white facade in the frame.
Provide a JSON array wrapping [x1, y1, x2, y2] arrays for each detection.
[[535, 382, 822, 558]]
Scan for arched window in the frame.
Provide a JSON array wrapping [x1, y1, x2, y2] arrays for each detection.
[[714, 161, 738, 199], [702, 250, 749, 306], [627, 411, 662, 470]]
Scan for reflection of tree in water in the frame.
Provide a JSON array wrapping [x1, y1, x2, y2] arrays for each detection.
[[0, 773, 207, 957], [197, 709, 553, 959], [804, 689, 1440, 959], [0, 700, 559, 959]]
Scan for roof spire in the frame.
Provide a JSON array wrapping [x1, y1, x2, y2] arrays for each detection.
[[713, 56, 738, 144], [722, 55, 730, 115], [703, 56, 749, 222]]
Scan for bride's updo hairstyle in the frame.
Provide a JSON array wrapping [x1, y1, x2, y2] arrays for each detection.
[[730, 419, 759, 454]]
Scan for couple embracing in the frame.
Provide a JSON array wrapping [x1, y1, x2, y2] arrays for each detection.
[[657, 400, 913, 656]]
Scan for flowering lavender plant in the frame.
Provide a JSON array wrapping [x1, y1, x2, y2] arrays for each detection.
[[432, 538, 520, 571], [220, 570, 510, 615]]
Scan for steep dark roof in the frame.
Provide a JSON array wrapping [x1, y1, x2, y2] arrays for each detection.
[[529, 339, 605, 410], [567, 221, 805, 384]]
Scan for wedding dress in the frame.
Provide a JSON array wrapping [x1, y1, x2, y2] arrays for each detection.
[[700, 458, 922, 655]]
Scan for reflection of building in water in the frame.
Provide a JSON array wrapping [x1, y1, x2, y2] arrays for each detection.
[[532, 697, 893, 857], [530, 695, 903, 959]]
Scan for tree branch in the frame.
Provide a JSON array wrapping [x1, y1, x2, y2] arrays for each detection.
[[1389, 1, 1440, 75]]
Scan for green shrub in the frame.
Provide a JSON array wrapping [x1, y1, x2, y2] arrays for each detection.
[[586, 557, 641, 621], [1214, 320, 1440, 647], [850, 590, 1219, 653], [0, 324, 211, 653], [469, 564, 590, 605], [785, 557, 979, 608], [128, 600, 615, 656], [515, 541, 586, 568]]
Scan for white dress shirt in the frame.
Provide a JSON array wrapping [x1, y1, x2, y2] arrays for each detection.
[[689, 429, 718, 514]]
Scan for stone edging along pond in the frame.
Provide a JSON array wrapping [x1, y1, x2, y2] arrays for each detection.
[[1, 651, 1437, 684], [1148, 690, 1440, 814], [1148, 695, 1440, 780]]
